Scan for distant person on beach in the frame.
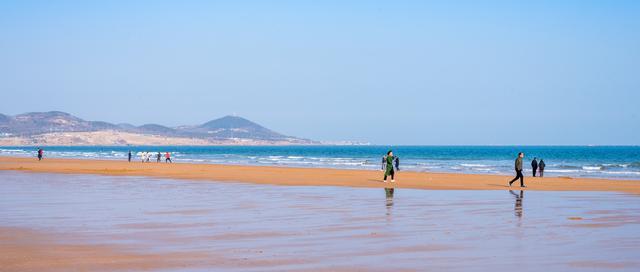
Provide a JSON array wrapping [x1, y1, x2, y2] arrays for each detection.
[[37, 148, 43, 161], [128, 150, 132, 162], [157, 152, 161, 163], [539, 159, 546, 177], [382, 150, 399, 183], [165, 152, 172, 163], [508, 152, 526, 187], [531, 157, 538, 177], [140, 152, 146, 163]]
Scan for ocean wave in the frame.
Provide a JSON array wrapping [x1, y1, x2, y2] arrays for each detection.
[[545, 169, 580, 173], [0, 148, 27, 152], [460, 163, 490, 167], [602, 171, 640, 175], [556, 165, 582, 169]]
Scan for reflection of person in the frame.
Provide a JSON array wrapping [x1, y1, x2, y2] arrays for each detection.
[[539, 159, 546, 177], [385, 188, 394, 206], [385, 187, 394, 217], [509, 190, 524, 218], [508, 152, 526, 187]]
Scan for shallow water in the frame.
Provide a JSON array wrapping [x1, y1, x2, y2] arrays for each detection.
[[1, 171, 640, 271]]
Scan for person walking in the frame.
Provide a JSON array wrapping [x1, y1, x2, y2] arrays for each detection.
[[165, 152, 172, 163], [508, 152, 526, 187], [539, 159, 546, 177], [382, 150, 399, 183], [531, 157, 538, 177], [37, 148, 43, 161], [128, 150, 132, 162], [140, 152, 146, 163], [156, 152, 161, 163]]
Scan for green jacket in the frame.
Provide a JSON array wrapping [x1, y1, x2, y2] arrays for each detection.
[[515, 157, 523, 171]]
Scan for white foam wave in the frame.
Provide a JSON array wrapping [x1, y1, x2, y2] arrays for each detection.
[[460, 163, 489, 167]]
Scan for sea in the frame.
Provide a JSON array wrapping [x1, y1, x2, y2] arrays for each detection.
[[1, 145, 639, 179]]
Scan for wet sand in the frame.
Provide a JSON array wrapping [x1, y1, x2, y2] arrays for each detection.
[[1, 156, 639, 194], [1, 171, 639, 271], [0, 227, 214, 272]]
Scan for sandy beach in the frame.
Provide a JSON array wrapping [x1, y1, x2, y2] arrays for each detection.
[[1, 156, 639, 194]]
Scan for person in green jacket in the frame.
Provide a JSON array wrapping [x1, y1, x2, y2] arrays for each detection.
[[508, 152, 526, 187], [382, 150, 399, 183]]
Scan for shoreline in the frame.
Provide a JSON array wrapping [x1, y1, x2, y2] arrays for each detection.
[[1, 156, 639, 194]]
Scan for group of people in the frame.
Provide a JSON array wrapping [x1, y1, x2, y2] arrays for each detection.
[[380, 150, 547, 189], [531, 157, 546, 177], [34, 148, 546, 189], [508, 153, 547, 188], [128, 151, 172, 163], [381, 150, 400, 183]]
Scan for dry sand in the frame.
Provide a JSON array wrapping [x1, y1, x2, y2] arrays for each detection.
[[1, 156, 639, 194]]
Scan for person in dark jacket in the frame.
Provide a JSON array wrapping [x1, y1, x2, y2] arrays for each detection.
[[156, 152, 162, 163], [538, 159, 546, 177], [508, 152, 526, 187], [531, 157, 538, 177], [128, 150, 132, 162], [37, 148, 43, 161], [382, 150, 399, 183]]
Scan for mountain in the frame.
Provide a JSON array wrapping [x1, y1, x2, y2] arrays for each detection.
[[0, 111, 313, 145], [2, 111, 119, 136], [137, 124, 181, 136], [184, 115, 291, 140]]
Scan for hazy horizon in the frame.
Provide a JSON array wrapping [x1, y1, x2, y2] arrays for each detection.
[[1, 1, 638, 145]]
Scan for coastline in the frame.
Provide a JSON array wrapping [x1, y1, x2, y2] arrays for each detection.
[[1, 156, 639, 194]]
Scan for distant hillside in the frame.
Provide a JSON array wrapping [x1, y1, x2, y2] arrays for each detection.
[[183, 116, 292, 140], [0, 111, 315, 145], [0, 111, 119, 135]]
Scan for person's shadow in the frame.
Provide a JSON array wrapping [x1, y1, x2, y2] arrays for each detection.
[[509, 190, 524, 218]]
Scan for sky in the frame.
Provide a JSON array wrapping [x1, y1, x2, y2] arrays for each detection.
[[1, 1, 638, 145]]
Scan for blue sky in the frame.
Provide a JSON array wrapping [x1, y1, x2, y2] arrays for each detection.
[[1, 1, 638, 145]]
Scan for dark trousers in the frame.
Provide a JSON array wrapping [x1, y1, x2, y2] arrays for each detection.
[[539, 169, 544, 177], [384, 169, 395, 180], [166, 158, 172, 163], [532, 167, 537, 177], [509, 170, 524, 187]]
